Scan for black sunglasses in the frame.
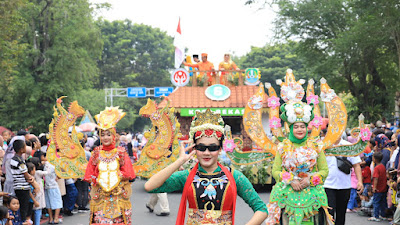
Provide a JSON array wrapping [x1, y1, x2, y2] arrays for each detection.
[[195, 144, 220, 152]]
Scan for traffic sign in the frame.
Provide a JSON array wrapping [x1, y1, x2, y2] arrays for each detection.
[[171, 68, 190, 87], [127, 87, 146, 98], [154, 87, 173, 97]]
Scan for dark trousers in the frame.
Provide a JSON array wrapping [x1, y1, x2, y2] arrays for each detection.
[[65, 183, 78, 211], [373, 192, 387, 218], [15, 189, 30, 222], [325, 188, 351, 225], [75, 179, 89, 208]]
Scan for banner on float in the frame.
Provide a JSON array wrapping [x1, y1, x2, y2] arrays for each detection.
[[180, 108, 245, 117]]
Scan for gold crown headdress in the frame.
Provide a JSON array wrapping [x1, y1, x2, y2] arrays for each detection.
[[95, 107, 126, 130], [189, 109, 225, 140]]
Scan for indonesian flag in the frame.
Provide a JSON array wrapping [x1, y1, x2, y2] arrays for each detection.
[[174, 18, 184, 69]]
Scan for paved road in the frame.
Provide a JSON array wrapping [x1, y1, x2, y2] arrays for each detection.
[[60, 179, 389, 225]]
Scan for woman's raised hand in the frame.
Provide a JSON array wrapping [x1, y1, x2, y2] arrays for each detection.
[[179, 140, 196, 163]]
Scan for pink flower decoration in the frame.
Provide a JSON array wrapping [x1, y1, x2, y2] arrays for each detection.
[[269, 117, 282, 129], [267, 96, 280, 108], [312, 175, 322, 186], [223, 139, 237, 152], [281, 172, 293, 182], [306, 94, 319, 105], [310, 116, 323, 128], [360, 127, 372, 142]]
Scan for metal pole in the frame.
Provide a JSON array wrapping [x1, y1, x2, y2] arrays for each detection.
[[111, 88, 113, 107], [105, 89, 107, 107]]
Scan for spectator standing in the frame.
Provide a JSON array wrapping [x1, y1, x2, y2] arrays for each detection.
[[10, 140, 36, 223], [324, 138, 363, 225], [43, 157, 63, 224], [368, 152, 388, 221]]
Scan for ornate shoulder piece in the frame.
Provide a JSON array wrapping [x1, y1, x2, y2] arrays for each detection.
[[133, 98, 181, 178], [47, 96, 88, 178]]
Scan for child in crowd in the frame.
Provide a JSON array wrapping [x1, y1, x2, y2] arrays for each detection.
[[359, 186, 374, 217], [388, 168, 398, 213], [368, 151, 388, 222], [4, 196, 28, 225], [27, 156, 47, 225], [10, 140, 38, 224], [0, 205, 12, 225], [26, 163, 39, 225], [43, 153, 63, 224], [347, 168, 359, 212], [361, 157, 372, 196], [63, 179, 78, 216]]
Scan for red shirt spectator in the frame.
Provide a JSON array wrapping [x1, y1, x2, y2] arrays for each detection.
[[362, 165, 371, 184], [372, 163, 387, 193]]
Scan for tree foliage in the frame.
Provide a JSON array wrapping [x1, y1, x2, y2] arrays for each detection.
[[96, 20, 175, 88], [0, 0, 103, 133], [246, 0, 400, 122], [239, 41, 313, 90]]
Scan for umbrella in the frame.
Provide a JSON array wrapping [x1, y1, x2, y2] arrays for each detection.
[[68, 126, 83, 133], [0, 126, 14, 136], [78, 122, 97, 132]]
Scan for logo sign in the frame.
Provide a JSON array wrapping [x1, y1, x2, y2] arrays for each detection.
[[154, 87, 174, 97], [127, 87, 146, 98], [205, 84, 231, 101], [171, 68, 190, 87], [245, 68, 261, 86], [180, 108, 245, 117]]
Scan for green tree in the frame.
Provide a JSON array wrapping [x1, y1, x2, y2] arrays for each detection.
[[0, 0, 28, 100], [239, 42, 313, 90], [96, 20, 175, 88], [246, 0, 400, 122], [0, 0, 103, 133]]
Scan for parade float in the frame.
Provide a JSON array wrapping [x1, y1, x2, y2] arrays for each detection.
[[135, 65, 369, 185]]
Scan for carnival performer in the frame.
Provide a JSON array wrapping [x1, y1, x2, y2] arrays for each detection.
[[145, 109, 268, 225], [265, 101, 332, 225], [183, 53, 215, 86], [218, 53, 240, 86], [83, 107, 135, 225]]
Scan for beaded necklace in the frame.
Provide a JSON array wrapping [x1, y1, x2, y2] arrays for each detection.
[[98, 148, 119, 163]]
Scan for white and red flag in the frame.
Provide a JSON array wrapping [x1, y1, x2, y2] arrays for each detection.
[[174, 18, 184, 69]]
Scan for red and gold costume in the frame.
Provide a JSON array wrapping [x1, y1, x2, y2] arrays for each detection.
[[84, 107, 136, 225], [184, 53, 215, 85]]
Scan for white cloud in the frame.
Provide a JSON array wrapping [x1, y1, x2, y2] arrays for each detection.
[[91, 0, 275, 65]]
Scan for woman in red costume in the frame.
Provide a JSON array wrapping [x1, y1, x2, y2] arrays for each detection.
[[145, 109, 268, 225], [84, 107, 135, 225]]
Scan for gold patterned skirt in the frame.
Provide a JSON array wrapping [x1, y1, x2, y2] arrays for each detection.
[[89, 181, 132, 225], [186, 208, 232, 225]]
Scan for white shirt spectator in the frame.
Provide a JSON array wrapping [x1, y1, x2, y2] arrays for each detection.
[[324, 139, 362, 189]]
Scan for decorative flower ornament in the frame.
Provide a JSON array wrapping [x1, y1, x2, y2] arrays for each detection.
[[269, 117, 282, 129], [306, 94, 319, 105], [223, 139, 237, 152], [310, 116, 323, 128], [360, 127, 372, 142], [310, 174, 322, 186], [248, 95, 263, 110], [280, 171, 294, 185], [267, 96, 280, 108]]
